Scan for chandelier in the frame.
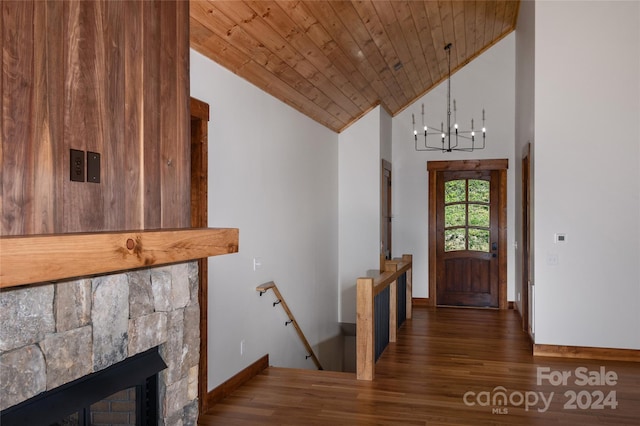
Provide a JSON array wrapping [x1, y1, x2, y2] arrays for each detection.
[[413, 43, 486, 152]]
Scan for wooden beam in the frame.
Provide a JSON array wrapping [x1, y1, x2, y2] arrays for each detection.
[[427, 158, 509, 171], [0, 228, 239, 288]]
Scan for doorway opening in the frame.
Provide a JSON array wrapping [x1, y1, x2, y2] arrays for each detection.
[[521, 144, 533, 336]]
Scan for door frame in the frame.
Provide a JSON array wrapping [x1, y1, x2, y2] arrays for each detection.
[[427, 159, 508, 309], [381, 159, 392, 261], [521, 144, 532, 335], [190, 97, 209, 414]]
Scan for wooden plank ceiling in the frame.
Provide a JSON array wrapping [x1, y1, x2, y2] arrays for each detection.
[[190, 1, 519, 133]]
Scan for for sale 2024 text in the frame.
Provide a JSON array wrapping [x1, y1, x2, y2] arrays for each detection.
[[537, 366, 618, 411], [463, 366, 619, 414]]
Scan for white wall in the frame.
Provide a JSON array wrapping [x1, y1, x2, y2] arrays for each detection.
[[533, 1, 640, 349], [514, 0, 536, 318], [392, 34, 517, 300], [190, 50, 341, 389], [338, 107, 382, 323], [380, 107, 393, 163]]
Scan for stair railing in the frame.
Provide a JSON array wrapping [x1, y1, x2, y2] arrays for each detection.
[[356, 254, 413, 380], [256, 281, 323, 370]]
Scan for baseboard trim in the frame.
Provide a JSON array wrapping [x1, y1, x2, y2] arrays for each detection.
[[412, 297, 430, 306], [534, 344, 640, 362], [412, 298, 514, 309], [205, 354, 270, 407]]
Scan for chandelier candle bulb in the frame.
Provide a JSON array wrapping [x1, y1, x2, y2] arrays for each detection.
[[412, 114, 417, 141], [482, 109, 486, 137]]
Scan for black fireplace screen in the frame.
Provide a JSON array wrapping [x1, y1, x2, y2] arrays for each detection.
[[1, 347, 166, 426]]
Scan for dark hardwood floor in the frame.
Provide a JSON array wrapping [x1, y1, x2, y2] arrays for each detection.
[[199, 306, 640, 425]]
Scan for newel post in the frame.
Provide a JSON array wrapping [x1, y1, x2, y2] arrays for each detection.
[[385, 260, 399, 343], [356, 277, 375, 380], [403, 254, 413, 319]]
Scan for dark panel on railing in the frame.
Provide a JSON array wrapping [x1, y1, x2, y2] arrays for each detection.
[[397, 272, 407, 327], [375, 286, 390, 361]]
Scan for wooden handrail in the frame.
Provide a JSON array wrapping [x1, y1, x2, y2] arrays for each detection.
[[357, 254, 412, 380], [0, 228, 239, 288], [371, 258, 412, 296], [257, 281, 323, 370]]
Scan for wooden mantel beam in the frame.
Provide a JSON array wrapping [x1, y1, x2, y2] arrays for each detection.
[[0, 228, 239, 289]]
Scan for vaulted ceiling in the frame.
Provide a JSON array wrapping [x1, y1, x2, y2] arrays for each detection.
[[190, 1, 520, 133]]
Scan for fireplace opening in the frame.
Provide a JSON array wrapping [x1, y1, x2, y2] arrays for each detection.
[[0, 347, 166, 426]]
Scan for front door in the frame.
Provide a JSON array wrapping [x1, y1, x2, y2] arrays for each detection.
[[428, 160, 508, 309]]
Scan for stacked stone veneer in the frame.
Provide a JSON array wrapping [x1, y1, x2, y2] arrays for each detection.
[[0, 262, 200, 425]]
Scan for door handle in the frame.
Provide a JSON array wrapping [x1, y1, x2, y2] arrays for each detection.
[[491, 242, 497, 251]]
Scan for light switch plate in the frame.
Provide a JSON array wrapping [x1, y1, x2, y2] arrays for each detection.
[[87, 151, 100, 183], [253, 257, 262, 271], [554, 233, 566, 243]]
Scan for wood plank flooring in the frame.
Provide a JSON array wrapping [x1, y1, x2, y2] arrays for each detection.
[[199, 307, 640, 425]]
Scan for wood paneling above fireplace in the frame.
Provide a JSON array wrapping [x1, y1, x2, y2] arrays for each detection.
[[1, 0, 190, 236]]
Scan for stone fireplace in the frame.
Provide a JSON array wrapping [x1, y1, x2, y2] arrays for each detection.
[[0, 262, 200, 425], [2, 345, 165, 425]]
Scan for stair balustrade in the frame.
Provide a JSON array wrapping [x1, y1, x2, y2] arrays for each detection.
[[356, 254, 413, 380]]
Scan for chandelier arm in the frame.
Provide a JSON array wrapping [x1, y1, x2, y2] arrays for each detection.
[[415, 139, 447, 152]]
